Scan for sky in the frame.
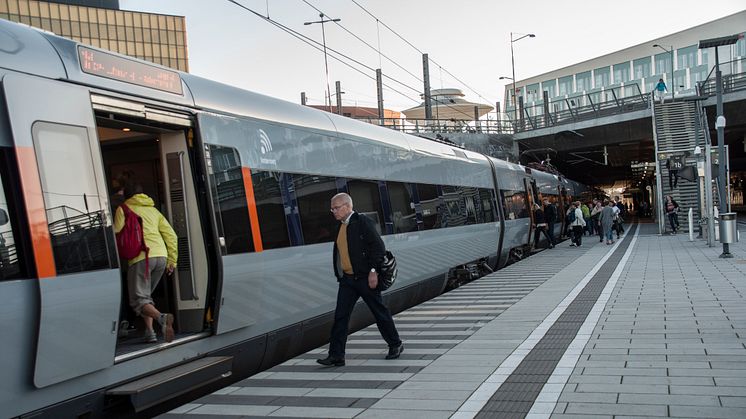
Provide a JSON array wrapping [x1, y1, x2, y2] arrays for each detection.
[[120, 0, 744, 113]]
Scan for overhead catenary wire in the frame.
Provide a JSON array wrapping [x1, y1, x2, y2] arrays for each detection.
[[298, 0, 480, 120], [226, 0, 479, 120], [300, 0, 423, 84], [349, 0, 494, 105], [225, 0, 420, 105]]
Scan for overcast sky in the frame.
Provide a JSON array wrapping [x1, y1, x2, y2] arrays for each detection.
[[121, 0, 744, 112]]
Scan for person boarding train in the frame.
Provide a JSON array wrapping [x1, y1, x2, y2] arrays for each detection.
[[114, 183, 178, 343]]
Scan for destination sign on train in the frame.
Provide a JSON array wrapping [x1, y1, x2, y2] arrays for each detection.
[[78, 46, 183, 95]]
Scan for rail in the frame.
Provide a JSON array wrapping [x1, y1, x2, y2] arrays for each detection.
[[351, 116, 513, 135], [506, 83, 650, 133], [697, 58, 746, 97]]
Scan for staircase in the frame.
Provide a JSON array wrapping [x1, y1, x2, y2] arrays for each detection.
[[652, 101, 701, 232]]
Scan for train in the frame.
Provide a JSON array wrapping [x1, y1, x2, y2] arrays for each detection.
[[0, 18, 588, 418]]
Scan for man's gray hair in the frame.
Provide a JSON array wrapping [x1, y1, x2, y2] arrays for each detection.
[[331, 192, 353, 207]]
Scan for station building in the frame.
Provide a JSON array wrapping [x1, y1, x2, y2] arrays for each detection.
[[0, 0, 188, 71], [503, 10, 745, 123]]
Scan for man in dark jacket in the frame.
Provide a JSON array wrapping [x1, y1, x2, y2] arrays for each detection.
[[543, 198, 557, 247], [317, 193, 403, 367]]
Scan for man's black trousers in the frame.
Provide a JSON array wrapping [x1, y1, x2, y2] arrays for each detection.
[[329, 275, 401, 358]]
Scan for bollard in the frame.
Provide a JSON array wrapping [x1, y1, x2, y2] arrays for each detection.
[[688, 208, 694, 242]]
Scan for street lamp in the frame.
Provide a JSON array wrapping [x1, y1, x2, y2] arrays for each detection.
[[305, 13, 341, 113], [509, 32, 535, 127], [699, 34, 740, 258], [652, 44, 675, 101]]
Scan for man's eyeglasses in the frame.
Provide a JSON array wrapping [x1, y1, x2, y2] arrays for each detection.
[[330, 203, 348, 213]]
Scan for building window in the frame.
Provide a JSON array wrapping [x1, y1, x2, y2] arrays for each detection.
[[613, 63, 630, 83], [575, 71, 591, 92], [558, 76, 573, 96], [594, 67, 610, 88], [633, 58, 651, 80], [677, 45, 697, 69], [542, 79, 556, 99], [655, 52, 672, 74]]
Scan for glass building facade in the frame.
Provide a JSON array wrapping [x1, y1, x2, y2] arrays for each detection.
[[505, 27, 746, 120], [0, 0, 188, 71]]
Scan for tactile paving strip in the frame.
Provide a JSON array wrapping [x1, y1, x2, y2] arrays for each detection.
[[476, 226, 637, 418]]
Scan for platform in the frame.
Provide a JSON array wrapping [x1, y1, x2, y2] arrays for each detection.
[[161, 222, 746, 418]]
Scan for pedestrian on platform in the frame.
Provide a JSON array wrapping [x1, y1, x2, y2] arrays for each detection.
[[665, 195, 680, 234], [114, 183, 178, 343], [543, 198, 558, 247], [581, 201, 591, 235], [533, 203, 553, 249], [591, 200, 603, 242], [318, 193, 403, 367], [655, 78, 667, 104], [569, 201, 586, 247], [599, 200, 616, 245]]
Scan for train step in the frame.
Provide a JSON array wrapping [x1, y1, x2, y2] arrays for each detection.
[[106, 356, 233, 412]]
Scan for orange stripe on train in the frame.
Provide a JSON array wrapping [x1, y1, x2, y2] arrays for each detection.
[[241, 167, 263, 253], [16, 147, 57, 278]]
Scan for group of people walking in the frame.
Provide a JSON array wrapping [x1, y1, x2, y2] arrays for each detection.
[[533, 198, 627, 249]]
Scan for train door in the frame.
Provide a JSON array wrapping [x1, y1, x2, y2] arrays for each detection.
[[2, 73, 121, 387], [92, 95, 214, 354], [524, 177, 539, 247]]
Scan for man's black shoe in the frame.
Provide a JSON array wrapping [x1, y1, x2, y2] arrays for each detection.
[[385, 343, 404, 360], [316, 356, 345, 367]]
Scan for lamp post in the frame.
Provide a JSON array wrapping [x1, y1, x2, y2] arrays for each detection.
[[652, 44, 674, 101], [305, 13, 341, 113], [508, 32, 535, 127], [699, 34, 740, 258], [498, 76, 515, 124]]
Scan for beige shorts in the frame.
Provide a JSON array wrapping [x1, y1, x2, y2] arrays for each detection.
[[127, 257, 167, 316]]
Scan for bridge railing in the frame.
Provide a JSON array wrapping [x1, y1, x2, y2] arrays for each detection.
[[697, 58, 746, 97], [350, 117, 514, 135], [507, 84, 651, 133]]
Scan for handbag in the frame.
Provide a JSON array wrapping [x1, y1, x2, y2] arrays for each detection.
[[377, 250, 398, 291]]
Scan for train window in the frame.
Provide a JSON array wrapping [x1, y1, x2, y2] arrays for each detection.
[[31, 122, 116, 274], [206, 145, 254, 254], [416, 184, 443, 230], [294, 174, 339, 245], [347, 179, 385, 235], [441, 185, 476, 227], [387, 182, 417, 233], [251, 170, 290, 250], [0, 163, 21, 280], [501, 189, 529, 220], [479, 188, 497, 223]]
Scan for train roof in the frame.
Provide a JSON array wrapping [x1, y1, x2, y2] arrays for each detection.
[[0, 19, 489, 168]]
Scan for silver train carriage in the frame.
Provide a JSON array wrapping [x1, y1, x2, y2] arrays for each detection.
[[0, 19, 585, 418]]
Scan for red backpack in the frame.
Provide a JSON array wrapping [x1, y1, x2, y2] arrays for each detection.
[[116, 204, 150, 277]]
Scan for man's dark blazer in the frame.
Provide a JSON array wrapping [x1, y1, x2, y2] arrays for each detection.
[[332, 212, 385, 280]]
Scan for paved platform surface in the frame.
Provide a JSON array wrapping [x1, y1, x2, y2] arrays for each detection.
[[162, 222, 746, 418]]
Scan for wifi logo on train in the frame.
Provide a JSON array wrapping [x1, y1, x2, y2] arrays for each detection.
[[258, 129, 272, 154], [257, 129, 277, 165]]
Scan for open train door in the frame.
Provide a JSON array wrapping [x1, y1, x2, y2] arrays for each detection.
[[3, 73, 120, 387]]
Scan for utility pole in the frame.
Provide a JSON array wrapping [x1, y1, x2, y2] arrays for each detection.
[[335, 81, 343, 115], [376, 69, 384, 124], [301, 92, 307, 106], [422, 53, 432, 120]]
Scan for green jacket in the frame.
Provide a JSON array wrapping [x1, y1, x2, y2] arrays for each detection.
[[581, 204, 590, 219], [114, 194, 178, 266]]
